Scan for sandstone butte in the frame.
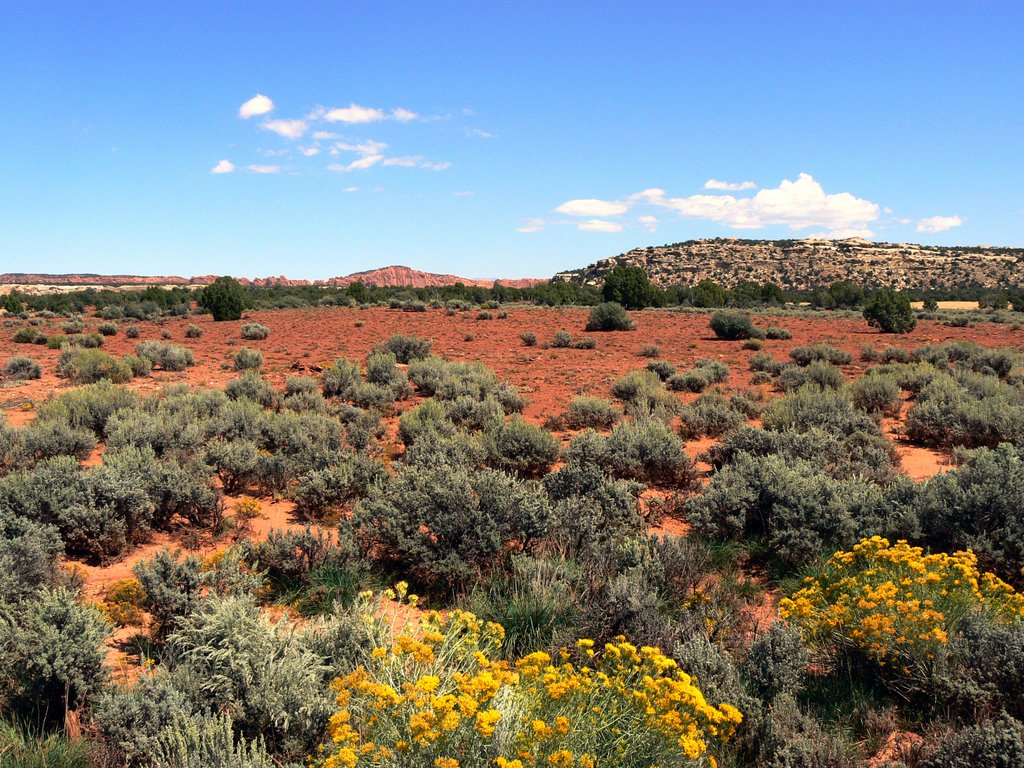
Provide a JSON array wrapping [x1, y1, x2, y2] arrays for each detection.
[[0, 265, 547, 290]]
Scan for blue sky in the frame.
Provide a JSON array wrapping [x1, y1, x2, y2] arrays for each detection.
[[1, 2, 1021, 280]]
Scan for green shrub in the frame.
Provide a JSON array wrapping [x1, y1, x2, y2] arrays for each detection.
[[123, 354, 152, 378], [0, 587, 110, 725], [164, 596, 331, 759], [351, 463, 551, 586], [364, 351, 409, 398], [13, 327, 44, 344], [762, 386, 878, 437], [520, 331, 537, 347], [775, 361, 845, 392], [742, 338, 763, 351], [686, 453, 908, 570], [864, 289, 917, 333], [61, 319, 84, 334], [125, 324, 141, 338], [0, 506, 63, 604], [137, 341, 195, 371], [97, 321, 118, 336], [585, 301, 636, 331], [322, 358, 360, 398], [905, 372, 1024, 448], [922, 713, 1024, 768], [610, 369, 678, 418], [34, 380, 140, 436], [225, 372, 275, 406], [565, 396, 620, 430], [917, 444, 1024, 583], [743, 623, 808, 702], [678, 394, 746, 439], [550, 329, 573, 348], [185, 323, 203, 338], [233, 347, 263, 371], [240, 322, 270, 340], [788, 343, 852, 366], [290, 455, 387, 521], [851, 373, 902, 416], [571, 418, 695, 486], [373, 333, 432, 363], [55, 348, 132, 384], [480, 416, 560, 477], [645, 360, 676, 381], [397, 400, 456, 445], [765, 326, 792, 340], [710, 312, 762, 340], [638, 344, 661, 358], [198, 276, 246, 321], [3, 355, 41, 380]]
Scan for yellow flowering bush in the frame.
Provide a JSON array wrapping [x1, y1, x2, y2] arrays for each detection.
[[316, 586, 741, 768], [100, 578, 147, 627], [781, 536, 1024, 677]]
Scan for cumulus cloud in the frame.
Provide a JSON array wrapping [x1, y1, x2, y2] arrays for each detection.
[[555, 198, 630, 216], [313, 130, 339, 140], [518, 218, 545, 233], [637, 174, 879, 232], [210, 159, 235, 174], [336, 140, 388, 157], [638, 215, 658, 232], [704, 179, 757, 191], [246, 164, 281, 174], [805, 229, 874, 240], [262, 119, 307, 139], [299, 147, 320, 157], [239, 94, 274, 119], [578, 219, 624, 233], [916, 215, 963, 233], [343, 186, 359, 193], [328, 155, 384, 172], [392, 108, 418, 122], [325, 104, 386, 123], [383, 156, 420, 167]]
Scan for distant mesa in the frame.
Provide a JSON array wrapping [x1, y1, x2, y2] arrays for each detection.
[[0, 265, 547, 291], [553, 237, 1024, 291]]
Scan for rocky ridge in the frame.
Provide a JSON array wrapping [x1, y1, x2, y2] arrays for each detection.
[[553, 238, 1024, 290]]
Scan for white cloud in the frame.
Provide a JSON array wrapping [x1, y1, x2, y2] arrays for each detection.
[[383, 156, 420, 167], [805, 229, 874, 240], [246, 164, 281, 174], [578, 219, 624, 233], [210, 159, 235, 174], [454, 190, 475, 197], [239, 94, 274, 119], [638, 214, 658, 232], [555, 198, 630, 216], [421, 161, 451, 171], [299, 147, 320, 157], [328, 154, 384, 172], [644, 173, 879, 232], [466, 128, 494, 139], [262, 119, 307, 139], [392, 108, 418, 122], [336, 140, 388, 157], [313, 130, 339, 140], [704, 179, 757, 191], [325, 104, 386, 123], [343, 186, 359, 193], [518, 218, 545, 233], [916, 215, 963, 233]]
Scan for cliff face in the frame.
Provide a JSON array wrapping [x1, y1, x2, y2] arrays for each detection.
[[0, 266, 546, 290], [553, 238, 1024, 291]]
